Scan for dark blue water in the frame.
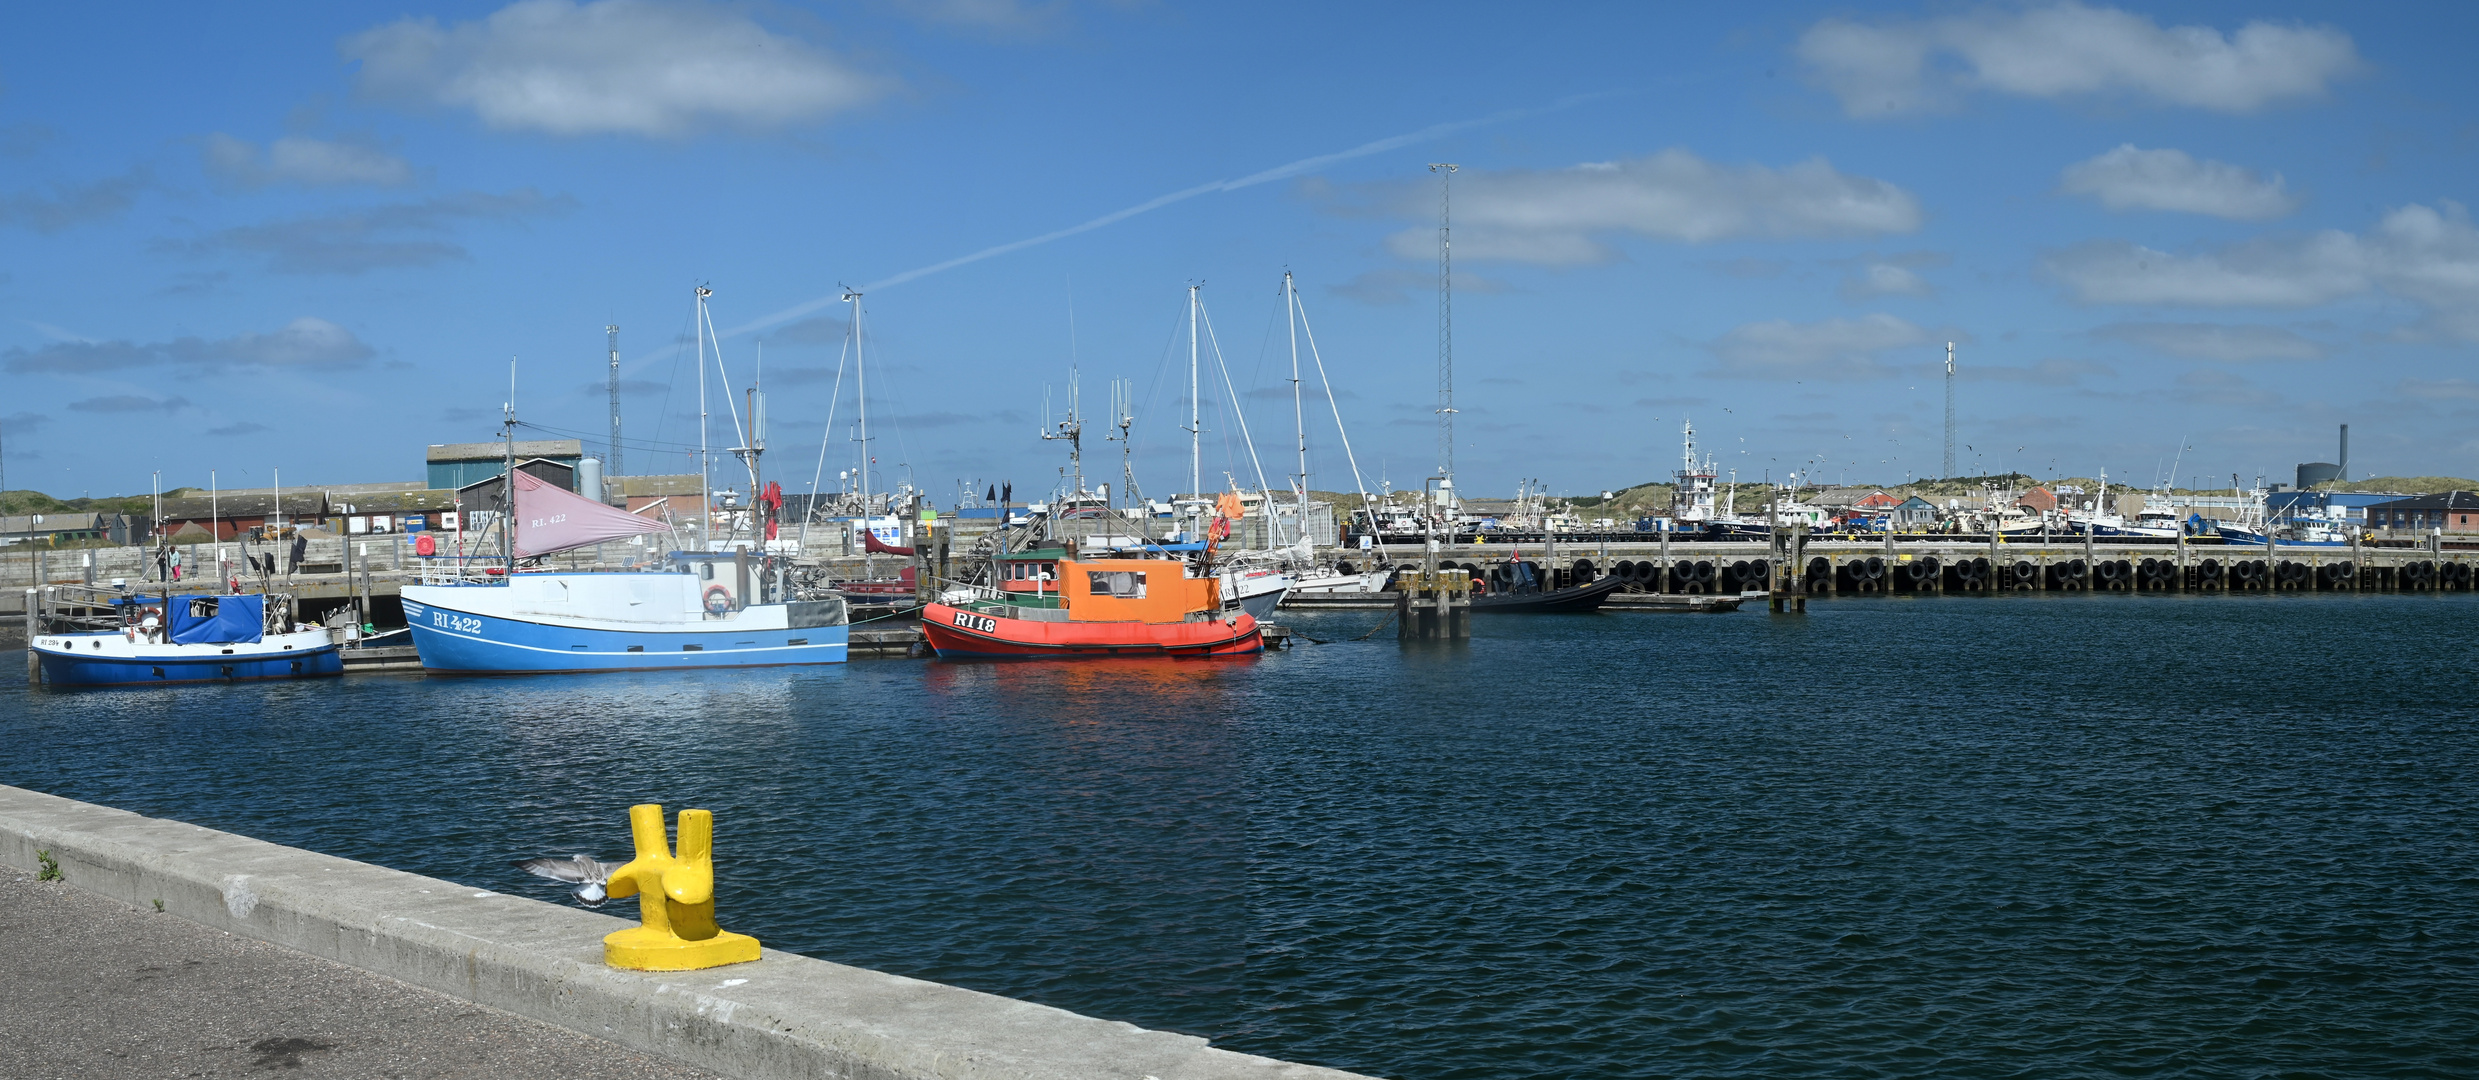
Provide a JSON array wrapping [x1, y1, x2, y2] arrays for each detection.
[[7, 594, 2478, 1078]]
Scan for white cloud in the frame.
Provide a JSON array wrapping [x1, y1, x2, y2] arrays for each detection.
[[344, 0, 886, 136], [1327, 267, 1512, 306], [160, 189, 573, 274], [69, 395, 193, 414], [1960, 358, 2114, 386], [2045, 234, 2365, 307], [1840, 262, 1935, 301], [2, 317, 376, 373], [203, 134, 415, 187], [1375, 149, 1921, 265], [898, 0, 1064, 34], [2059, 145, 2295, 219], [2365, 202, 2479, 342], [2095, 322, 2326, 361], [2045, 202, 2479, 341], [1798, 3, 2361, 118], [1706, 313, 1936, 380], [0, 168, 151, 233], [2403, 378, 2479, 402]]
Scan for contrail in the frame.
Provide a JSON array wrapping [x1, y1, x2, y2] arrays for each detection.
[[701, 92, 1614, 344]]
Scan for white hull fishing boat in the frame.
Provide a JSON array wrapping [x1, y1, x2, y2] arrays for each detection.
[[29, 593, 341, 687], [1218, 564, 1292, 619]]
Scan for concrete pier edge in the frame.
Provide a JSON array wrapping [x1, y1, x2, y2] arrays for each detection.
[[0, 784, 1372, 1080]]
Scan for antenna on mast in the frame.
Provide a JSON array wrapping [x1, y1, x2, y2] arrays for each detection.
[[1430, 163, 1458, 489], [1943, 342, 1956, 479], [606, 324, 622, 476]]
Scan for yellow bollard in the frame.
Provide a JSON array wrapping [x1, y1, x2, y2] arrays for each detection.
[[602, 804, 761, 971]]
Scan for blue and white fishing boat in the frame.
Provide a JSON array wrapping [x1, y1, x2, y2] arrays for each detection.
[[29, 593, 342, 687], [403, 553, 848, 672], [401, 454, 848, 674]]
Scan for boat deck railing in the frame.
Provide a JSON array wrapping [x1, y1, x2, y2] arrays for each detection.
[[413, 555, 514, 586]]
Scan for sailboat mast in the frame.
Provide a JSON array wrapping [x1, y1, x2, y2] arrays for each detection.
[[1287, 271, 1308, 535], [848, 290, 868, 515], [503, 359, 517, 570], [1187, 284, 1201, 502], [695, 286, 711, 549]]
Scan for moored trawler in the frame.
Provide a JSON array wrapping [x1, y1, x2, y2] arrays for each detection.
[[922, 556, 1260, 659], [402, 554, 849, 673], [401, 456, 849, 673]]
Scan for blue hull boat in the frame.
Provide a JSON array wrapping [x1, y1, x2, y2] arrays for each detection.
[[32, 632, 344, 686], [2213, 524, 2351, 548], [404, 423, 849, 675], [28, 593, 342, 687]]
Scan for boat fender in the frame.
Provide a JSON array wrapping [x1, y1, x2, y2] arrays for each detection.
[[704, 586, 735, 614], [414, 533, 437, 557], [125, 627, 137, 643]]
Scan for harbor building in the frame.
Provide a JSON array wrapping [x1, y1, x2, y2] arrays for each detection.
[[426, 440, 583, 490], [154, 493, 328, 541], [613, 475, 703, 515], [2365, 491, 2479, 533], [1, 513, 144, 546]]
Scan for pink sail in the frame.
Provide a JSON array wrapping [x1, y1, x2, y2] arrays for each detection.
[[510, 468, 672, 557]]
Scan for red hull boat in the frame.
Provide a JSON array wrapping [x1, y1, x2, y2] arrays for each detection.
[[922, 556, 1260, 659]]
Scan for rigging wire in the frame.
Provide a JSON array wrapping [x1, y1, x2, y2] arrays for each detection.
[[799, 326, 854, 547], [1196, 297, 1278, 511], [650, 304, 696, 473], [1290, 291, 1379, 533]]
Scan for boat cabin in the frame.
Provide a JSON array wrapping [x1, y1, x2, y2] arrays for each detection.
[[997, 546, 1068, 594], [1050, 558, 1219, 623]]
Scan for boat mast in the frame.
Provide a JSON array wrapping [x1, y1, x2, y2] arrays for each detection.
[[845, 288, 872, 575], [1287, 271, 1308, 546], [503, 356, 517, 572], [847, 289, 868, 517], [1112, 378, 1142, 536], [1187, 284, 1201, 506], [695, 286, 711, 550]]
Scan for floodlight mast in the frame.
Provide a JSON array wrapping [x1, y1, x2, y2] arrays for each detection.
[[1943, 342, 1956, 479], [1430, 163, 1458, 490], [606, 324, 622, 476]]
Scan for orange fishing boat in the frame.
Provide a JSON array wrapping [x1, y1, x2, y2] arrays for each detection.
[[921, 555, 1261, 659]]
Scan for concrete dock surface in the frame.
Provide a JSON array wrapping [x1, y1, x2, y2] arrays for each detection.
[[0, 864, 722, 1080]]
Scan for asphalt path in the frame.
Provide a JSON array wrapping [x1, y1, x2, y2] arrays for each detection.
[[0, 864, 723, 1080]]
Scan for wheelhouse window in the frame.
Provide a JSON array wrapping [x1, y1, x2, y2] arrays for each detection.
[[1087, 570, 1146, 598]]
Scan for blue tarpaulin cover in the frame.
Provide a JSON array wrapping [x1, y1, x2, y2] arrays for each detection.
[[170, 595, 264, 645]]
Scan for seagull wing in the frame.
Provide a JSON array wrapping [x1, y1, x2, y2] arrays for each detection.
[[513, 854, 610, 885]]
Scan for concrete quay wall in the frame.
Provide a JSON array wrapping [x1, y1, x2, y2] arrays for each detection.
[[0, 784, 1370, 1080]]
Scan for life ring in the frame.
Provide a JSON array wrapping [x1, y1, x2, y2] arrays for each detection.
[[413, 534, 437, 557], [703, 586, 735, 614]]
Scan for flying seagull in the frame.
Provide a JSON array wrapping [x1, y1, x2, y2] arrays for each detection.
[[512, 855, 625, 907]]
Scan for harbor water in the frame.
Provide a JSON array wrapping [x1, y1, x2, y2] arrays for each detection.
[[5, 593, 2476, 1078]]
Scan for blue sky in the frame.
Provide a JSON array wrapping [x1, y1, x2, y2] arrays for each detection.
[[4, 1, 2476, 503]]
